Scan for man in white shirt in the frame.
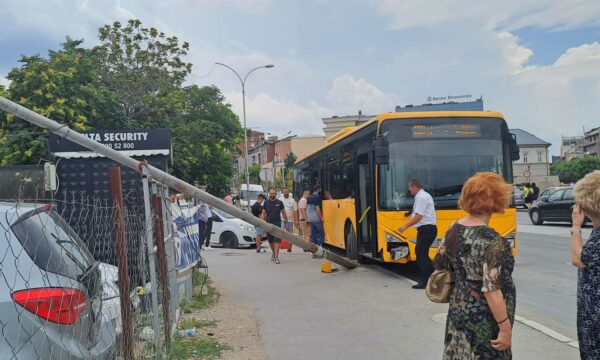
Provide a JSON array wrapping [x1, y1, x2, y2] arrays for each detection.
[[280, 188, 299, 252], [298, 190, 310, 239], [198, 194, 214, 251], [398, 178, 437, 289]]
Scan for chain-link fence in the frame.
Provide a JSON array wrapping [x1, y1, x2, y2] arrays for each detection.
[[0, 170, 184, 359]]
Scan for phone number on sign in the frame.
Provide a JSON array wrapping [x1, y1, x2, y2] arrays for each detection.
[[105, 143, 135, 150]]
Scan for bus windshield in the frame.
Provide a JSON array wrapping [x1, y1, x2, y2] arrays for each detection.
[[378, 118, 510, 210]]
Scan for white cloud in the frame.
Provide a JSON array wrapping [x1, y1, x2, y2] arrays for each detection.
[[554, 42, 600, 66], [223, 75, 401, 136], [224, 92, 329, 136], [0, 77, 9, 88], [497, 32, 534, 74], [326, 75, 400, 115], [372, 1, 600, 31]]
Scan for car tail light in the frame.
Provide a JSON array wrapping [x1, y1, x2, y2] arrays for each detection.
[[12, 288, 87, 325]]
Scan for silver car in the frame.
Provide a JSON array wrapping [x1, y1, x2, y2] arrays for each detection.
[[0, 203, 116, 359]]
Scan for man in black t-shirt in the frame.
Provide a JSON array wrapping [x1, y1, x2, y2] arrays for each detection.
[[261, 188, 288, 264], [251, 194, 265, 253]]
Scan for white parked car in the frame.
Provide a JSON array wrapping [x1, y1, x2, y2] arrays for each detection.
[[99, 263, 141, 334], [210, 209, 256, 248]]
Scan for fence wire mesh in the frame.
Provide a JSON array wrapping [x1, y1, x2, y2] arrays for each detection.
[[0, 177, 179, 360]]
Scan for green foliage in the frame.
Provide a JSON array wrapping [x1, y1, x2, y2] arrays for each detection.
[[0, 20, 243, 191], [284, 152, 297, 169], [0, 38, 124, 164], [551, 157, 600, 183], [178, 318, 217, 330], [170, 337, 229, 360], [180, 272, 219, 312], [246, 164, 261, 184]]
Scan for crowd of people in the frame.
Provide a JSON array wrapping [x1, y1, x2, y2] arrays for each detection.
[[193, 171, 599, 360], [249, 185, 325, 264]]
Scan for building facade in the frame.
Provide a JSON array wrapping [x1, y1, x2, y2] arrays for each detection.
[[322, 113, 373, 139], [583, 127, 600, 157], [510, 128, 554, 185], [395, 98, 484, 112], [561, 135, 585, 160]]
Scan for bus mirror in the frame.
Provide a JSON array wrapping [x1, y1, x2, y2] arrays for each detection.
[[374, 135, 389, 165], [509, 133, 520, 161]]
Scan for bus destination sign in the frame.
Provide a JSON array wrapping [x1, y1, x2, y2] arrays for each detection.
[[411, 124, 482, 138]]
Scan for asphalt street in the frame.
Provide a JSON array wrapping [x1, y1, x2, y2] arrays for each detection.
[[201, 219, 582, 360], [513, 210, 592, 340]]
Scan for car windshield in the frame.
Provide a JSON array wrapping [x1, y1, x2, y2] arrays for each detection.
[[214, 209, 236, 219], [240, 190, 264, 202], [378, 118, 511, 210]]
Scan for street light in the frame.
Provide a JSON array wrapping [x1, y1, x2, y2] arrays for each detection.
[[216, 62, 274, 212]]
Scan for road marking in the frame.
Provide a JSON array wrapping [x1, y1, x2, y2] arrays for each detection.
[[376, 265, 580, 349], [514, 315, 579, 348]]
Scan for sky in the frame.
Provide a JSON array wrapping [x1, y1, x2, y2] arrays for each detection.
[[1, 1, 600, 155]]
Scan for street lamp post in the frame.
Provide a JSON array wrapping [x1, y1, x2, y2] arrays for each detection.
[[216, 62, 274, 212]]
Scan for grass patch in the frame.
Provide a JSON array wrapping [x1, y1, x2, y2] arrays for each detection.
[[169, 337, 229, 360], [178, 318, 217, 330], [180, 272, 219, 312]]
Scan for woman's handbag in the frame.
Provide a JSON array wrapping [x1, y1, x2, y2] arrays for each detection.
[[426, 269, 454, 303]]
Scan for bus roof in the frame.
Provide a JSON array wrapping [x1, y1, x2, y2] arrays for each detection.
[[297, 110, 505, 164]]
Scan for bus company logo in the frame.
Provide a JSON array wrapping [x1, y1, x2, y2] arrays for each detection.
[[427, 94, 472, 103]]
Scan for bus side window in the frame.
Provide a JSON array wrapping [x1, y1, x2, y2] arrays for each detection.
[[341, 150, 355, 198]]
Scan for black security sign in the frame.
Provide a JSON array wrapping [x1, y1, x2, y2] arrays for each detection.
[[49, 128, 171, 153]]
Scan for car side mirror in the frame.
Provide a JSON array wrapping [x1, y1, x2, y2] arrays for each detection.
[[509, 133, 520, 161], [374, 132, 389, 165]]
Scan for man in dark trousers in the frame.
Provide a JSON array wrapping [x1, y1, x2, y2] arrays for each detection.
[[261, 188, 288, 264], [398, 178, 437, 289], [251, 194, 265, 253]]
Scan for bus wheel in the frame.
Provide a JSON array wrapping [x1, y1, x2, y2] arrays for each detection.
[[345, 222, 358, 260]]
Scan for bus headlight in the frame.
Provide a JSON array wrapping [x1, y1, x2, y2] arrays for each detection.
[[505, 231, 516, 247], [386, 233, 409, 259]]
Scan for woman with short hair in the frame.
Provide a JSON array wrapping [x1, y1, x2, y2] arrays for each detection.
[[435, 172, 515, 359], [570, 170, 600, 360]]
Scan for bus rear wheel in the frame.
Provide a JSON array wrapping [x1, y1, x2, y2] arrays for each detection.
[[345, 222, 358, 260]]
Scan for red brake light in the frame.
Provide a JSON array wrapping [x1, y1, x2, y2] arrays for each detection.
[[12, 288, 87, 325], [43, 204, 53, 212]]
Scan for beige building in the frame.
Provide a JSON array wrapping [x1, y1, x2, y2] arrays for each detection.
[[583, 126, 600, 157], [510, 129, 559, 188], [291, 135, 326, 160], [322, 113, 373, 138]]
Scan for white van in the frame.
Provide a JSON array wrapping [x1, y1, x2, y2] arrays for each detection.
[[239, 184, 265, 210]]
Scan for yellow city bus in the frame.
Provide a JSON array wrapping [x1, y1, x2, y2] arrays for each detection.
[[294, 111, 519, 263]]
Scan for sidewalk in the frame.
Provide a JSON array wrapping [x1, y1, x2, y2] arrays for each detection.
[[201, 248, 579, 360]]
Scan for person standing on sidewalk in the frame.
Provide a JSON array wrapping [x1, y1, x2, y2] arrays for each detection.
[[298, 190, 311, 240], [198, 199, 214, 250], [280, 188, 299, 252], [434, 172, 515, 359], [306, 185, 324, 257], [252, 194, 265, 254], [262, 188, 288, 264], [570, 170, 600, 360], [398, 178, 437, 289]]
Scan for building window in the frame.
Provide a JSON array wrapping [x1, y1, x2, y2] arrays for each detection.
[[523, 152, 528, 163], [537, 151, 542, 163]]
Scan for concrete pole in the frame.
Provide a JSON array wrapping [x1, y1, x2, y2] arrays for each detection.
[[0, 96, 358, 270]]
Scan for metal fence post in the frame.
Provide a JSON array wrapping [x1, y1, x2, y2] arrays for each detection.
[[141, 168, 162, 356], [151, 181, 172, 347], [109, 167, 135, 360]]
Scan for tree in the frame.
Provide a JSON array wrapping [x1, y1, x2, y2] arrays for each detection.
[[94, 19, 192, 126], [284, 152, 297, 169], [551, 157, 600, 183], [169, 85, 243, 197], [0, 39, 124, 165]]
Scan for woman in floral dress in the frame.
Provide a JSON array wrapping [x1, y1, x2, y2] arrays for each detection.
[[570, 170, 600, 360], [434, 172, 515, 360]]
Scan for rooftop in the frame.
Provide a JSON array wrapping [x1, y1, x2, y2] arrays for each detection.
[[509, 128, 551, 146]]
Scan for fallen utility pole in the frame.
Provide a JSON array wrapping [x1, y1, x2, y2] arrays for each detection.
[[0, 96, 358, 270]]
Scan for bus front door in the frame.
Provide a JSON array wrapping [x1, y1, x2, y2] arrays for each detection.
[[356, 152, 375, 256]]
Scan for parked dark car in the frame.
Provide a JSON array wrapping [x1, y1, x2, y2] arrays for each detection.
[[529, 187, 586, 225]]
